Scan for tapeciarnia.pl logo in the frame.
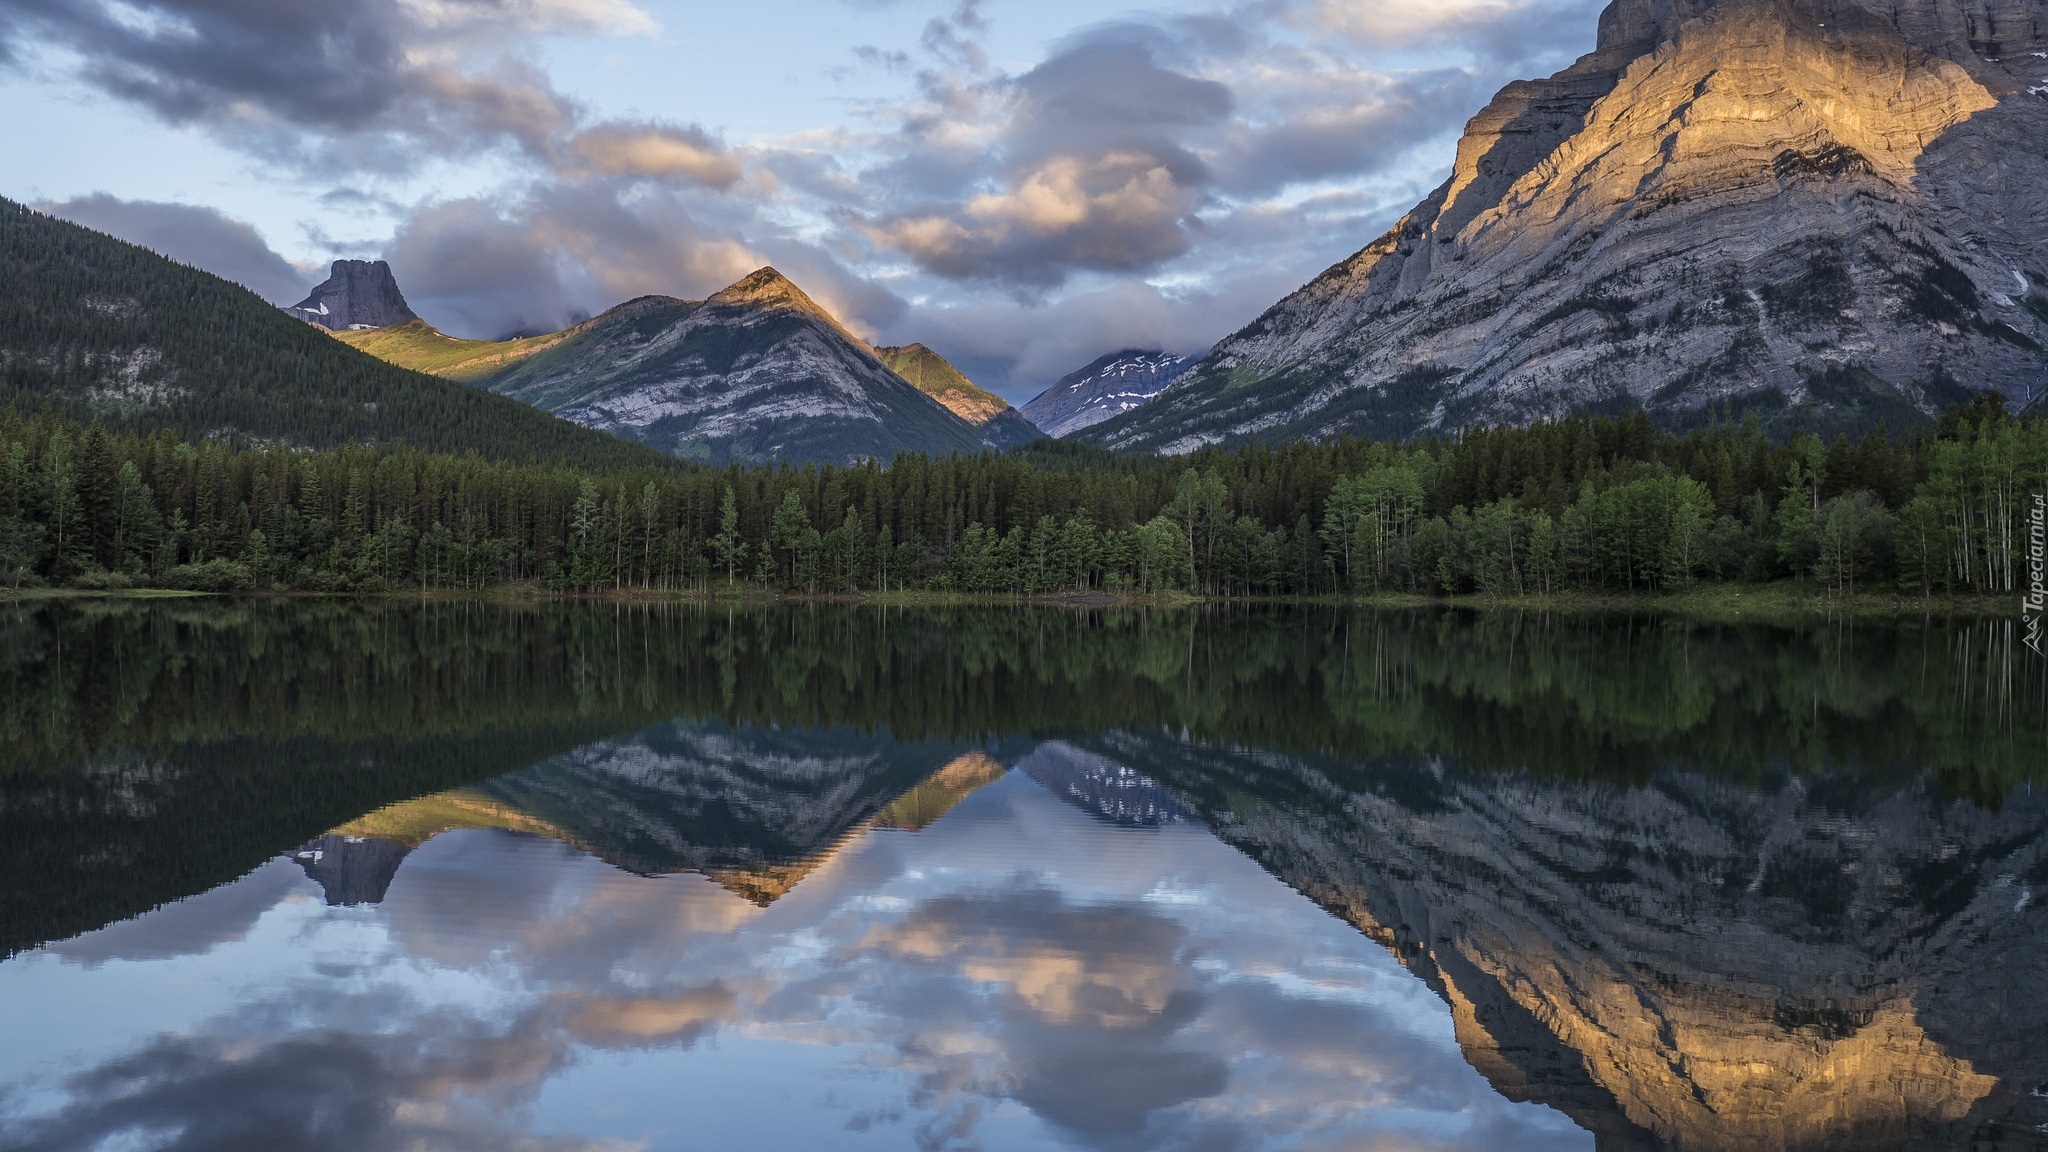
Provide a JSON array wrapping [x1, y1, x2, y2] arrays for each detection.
[[2027, 493, 2046, 657]]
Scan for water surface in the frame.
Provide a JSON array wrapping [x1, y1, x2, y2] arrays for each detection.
[[1, 602, 2044, 1151]]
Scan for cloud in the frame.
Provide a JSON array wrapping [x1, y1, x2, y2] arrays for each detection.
[[386, 183, 764, 339], [37, 194, 314, 305], [565, 122, 747, 187], [0, 0, 744, 190], [867, 152, 1204, 287], [45, 859, 315, 965], [2, 0, 1610, 394], [853, 27, 1233, 289], [1308, 0, 1606, 64], [0, 1017, 610, 1152], [560, 987, 737, 1048], [400, 0, 659, 38], [1205, 64, 1486, 196], [874, 274, 1298, 403]]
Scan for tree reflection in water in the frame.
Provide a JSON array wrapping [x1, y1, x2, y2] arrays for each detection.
[[0, 601, 2043, 1150]]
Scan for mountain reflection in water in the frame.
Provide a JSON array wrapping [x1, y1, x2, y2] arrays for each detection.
[[0, 601, 2044, 1151]]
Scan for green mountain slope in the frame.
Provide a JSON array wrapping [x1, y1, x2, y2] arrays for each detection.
[[874, 343, 1042, 449], [0, 199, 670, 469], [480, 269, 988, 466], [331, 318, 574, 382]]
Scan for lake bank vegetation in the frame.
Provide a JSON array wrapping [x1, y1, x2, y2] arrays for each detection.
[[0, 395, 2041, 604]]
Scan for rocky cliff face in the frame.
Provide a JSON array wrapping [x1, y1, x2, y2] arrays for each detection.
[[286, 260, 418, 332], [479, 268, 989, 465], [291, 833, 413, 906], [1103, 732, 2048, 1151], [1020, 350, 1196, 438], [1022, 743, 1193, 827], [873, 342, 1044, 449], [1090, 0, 2048, 451]]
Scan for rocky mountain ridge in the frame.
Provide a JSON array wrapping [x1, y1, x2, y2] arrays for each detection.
[[1088, 0, 2048, 451], [326, 265, 1018, 465], [1097, 731, 2048, 1151], [1020, 350, 1196, 438], [873, 342, 1043, 448], [0, 201, 664, 468], [288, 260, 417, 332], [478, 268, 990, 465]]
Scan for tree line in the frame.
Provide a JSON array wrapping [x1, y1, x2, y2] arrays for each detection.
[[5, 599, 2039, 958], [0, 395, 2041, 597]]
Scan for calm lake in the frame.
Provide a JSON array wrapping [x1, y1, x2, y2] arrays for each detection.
[[1, 601, 2044, 1151]]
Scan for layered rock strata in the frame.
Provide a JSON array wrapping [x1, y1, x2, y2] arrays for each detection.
[[1093, 733, 2048, 1150], [1092, 0, 2048, 449]]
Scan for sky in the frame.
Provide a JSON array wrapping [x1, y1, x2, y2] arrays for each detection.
[[0, 0, 1606, 402]]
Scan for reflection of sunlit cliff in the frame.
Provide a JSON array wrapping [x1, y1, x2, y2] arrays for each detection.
[[874, 753, 1010, 831], [1096, 733, 2048, 1151]]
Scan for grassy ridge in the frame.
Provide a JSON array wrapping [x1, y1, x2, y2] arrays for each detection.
[[331, 319, 571, 382]]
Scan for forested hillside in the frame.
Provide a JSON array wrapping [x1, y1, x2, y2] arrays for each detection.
[[0, 199, 668, 470], [0, 398, 2038, 598]]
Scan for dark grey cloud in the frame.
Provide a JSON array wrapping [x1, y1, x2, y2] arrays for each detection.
[[1207, 65, 1486, 195], [0, 1015, 604, 1152], [38, 194, 312, 305], [3, 0, 417, 133], [1011, 26, 1234, 152], [386, 180, 764, 339], [0, 0, 734, 185]]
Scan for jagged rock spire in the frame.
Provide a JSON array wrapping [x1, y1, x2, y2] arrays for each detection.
[[288, 260, 418, 331]]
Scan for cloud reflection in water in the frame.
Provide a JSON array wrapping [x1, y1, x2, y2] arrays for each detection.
[[0, 751, 1590, 1152]]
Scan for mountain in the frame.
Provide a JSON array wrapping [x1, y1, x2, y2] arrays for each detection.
[[479, 268, 989, 465], [1020, 350, 1195, 438], [286, 260, 418, 331], [291, 834, 413, 906], [1100, 732, 2048, 1152], [1021, 743, 1191, 827], [463, 722, 1023, 902], [332, 318, 577, 381], [873, 753, 1010, 831], [1088, 0, 2048, 451], [873, 343, 1043, 448], [0, 199, 670, 469]]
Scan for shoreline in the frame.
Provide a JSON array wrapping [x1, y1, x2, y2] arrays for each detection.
[[0, 582, 2021, 619]]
